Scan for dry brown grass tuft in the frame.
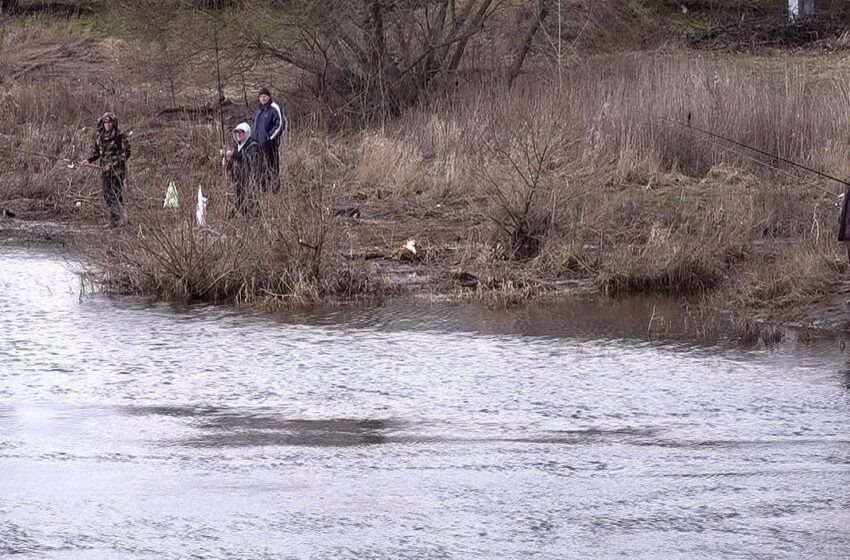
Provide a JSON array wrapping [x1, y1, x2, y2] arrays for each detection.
[[0, 20, 103, 83], [721, 240, 847, 310], [355, 133, 426, 197], [598, 233, 732, 296]]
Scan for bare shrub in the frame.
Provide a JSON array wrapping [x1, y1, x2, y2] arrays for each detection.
[[477, 126, 562, 260], [79, 190, 384, 306], [244, 0, 555, 123], [468, 89, 586, 261]]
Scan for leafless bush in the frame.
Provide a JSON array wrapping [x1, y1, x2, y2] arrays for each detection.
[[243, 0, 554, 123], [475, 111, 575, 261]]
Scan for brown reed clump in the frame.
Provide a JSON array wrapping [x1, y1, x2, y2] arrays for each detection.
[[719, 240, 847, 311], [77, 192, 385, 306]]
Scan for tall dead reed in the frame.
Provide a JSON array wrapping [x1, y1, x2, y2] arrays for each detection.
[[373, 53, 848, 305]]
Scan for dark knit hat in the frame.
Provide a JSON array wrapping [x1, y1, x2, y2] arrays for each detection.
[[258, 87, 271, 97]]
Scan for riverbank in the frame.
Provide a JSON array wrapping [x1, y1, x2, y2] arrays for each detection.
[[3, 213, 849, 343], [4, 9, 850, 334], [0, 216, 77, 246]]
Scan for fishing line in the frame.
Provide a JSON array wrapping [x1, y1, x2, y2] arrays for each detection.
[[690, 135, 837, 198], [0, 145, 106, 170], [653, 115, 848, 193]]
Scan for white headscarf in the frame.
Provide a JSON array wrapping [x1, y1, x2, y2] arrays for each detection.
[[233, 122, 251, 151]]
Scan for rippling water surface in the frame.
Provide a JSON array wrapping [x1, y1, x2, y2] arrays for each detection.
[[1, 247, 849, 559]]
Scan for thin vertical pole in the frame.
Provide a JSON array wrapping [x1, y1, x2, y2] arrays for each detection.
[[557, 0, 562, 88]]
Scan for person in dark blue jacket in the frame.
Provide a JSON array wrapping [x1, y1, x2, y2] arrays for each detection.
[[251, 87, 286, 193]]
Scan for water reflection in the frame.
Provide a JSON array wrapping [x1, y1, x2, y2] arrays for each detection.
[[140, 407, 395, 447], [276, 295, 705, 343]]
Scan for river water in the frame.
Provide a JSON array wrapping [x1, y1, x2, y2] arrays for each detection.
[[1, 247, 849, 559]]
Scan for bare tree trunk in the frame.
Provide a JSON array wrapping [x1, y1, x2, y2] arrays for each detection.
[[422, 0, 450, 81], [507, 0, 551, 86], [363, 0, 403, 117], [446, 0, 495, 74], [363, 0, 386, 64]]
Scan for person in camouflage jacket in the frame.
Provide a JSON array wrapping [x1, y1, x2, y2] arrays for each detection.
[[80, 112, 131, 225]]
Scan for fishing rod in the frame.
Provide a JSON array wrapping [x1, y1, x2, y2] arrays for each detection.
[[655, 115, 847, 196], [0, 145, 102, 169], [213, 24, 227, 151], [672, 129, 839, 198]]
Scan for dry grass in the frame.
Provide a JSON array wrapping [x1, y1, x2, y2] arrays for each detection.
[[353, 53, 849, 310], [78, 191, 385, 306], [721, 240, 847, 310], [4, 10, 850, 314], [0, 20, 102, 82], [355, 133, 425, 197]]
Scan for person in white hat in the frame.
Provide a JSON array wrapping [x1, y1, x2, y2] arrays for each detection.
[[222, 122, 264, 217]]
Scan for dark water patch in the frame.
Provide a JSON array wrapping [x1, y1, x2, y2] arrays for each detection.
[[0, 521, 42, 555], [189, 417, 393, 448], [642, 437, 850, 449], [124, 405, 224, 419], [130, 405, 663, 448]]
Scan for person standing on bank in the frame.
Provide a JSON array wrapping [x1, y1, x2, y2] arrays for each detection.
[[223, 122, 264, 218], [79, 112, 131, 226], [251, 87, 286, 193]]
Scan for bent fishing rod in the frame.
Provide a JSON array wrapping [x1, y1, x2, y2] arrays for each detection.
[[654, 115, 847, 196]]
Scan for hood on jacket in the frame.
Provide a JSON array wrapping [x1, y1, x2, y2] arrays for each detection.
[[233, 122, 251, 150], [97, 112, 119, 132]]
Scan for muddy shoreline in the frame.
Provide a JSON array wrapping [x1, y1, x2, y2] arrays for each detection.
[[0, 217, 76, 246], [3, 216, 848, 338]]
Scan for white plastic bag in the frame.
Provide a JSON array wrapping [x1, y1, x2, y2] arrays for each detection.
[[196, 185, 208, 227], [163, 181, 179, 208]]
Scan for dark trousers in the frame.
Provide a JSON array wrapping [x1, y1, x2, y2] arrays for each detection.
[[235, 181, 259, 218], [100, 173, 124, 224], [264, 140, 281, 193]]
